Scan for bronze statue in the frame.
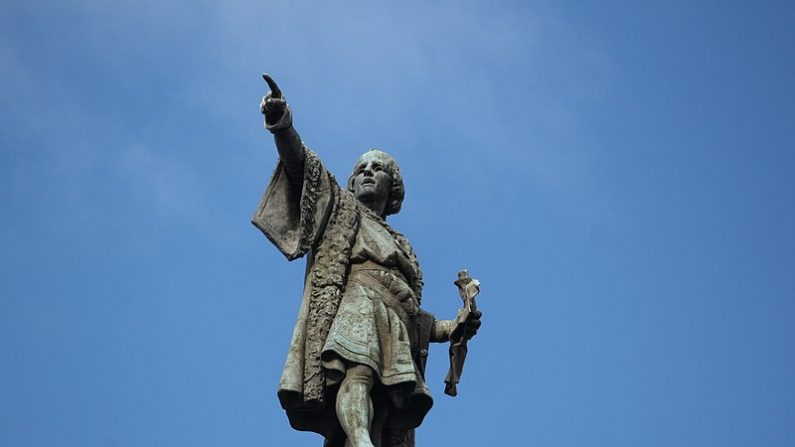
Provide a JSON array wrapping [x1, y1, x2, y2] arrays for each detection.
[[252, 74, 482, 447]]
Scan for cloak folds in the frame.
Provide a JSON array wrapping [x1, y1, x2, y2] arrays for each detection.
[[252, 148, 430, 439]]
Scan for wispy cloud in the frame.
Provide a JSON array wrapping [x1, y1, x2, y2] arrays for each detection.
[[115, 143, 206, 222]]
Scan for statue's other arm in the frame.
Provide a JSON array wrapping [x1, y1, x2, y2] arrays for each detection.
[[431, 319, 456, 343], [430, 309, 482, 343], [261, 74, 304, 193]]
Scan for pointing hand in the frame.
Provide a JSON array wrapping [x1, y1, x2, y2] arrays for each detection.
[[261, 73, 287, 126]]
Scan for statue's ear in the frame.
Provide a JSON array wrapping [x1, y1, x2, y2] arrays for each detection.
[[385, 172, 404, 216], [386, 193, 403, 216]]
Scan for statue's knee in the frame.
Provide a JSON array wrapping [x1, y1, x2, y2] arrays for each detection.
[[343, 363, 375, 390]]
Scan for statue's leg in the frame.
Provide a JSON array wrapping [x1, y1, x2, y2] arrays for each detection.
[[337, 363, 376, 447]]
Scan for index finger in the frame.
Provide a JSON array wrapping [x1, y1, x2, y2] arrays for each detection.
[[262, 73, 282, 99]]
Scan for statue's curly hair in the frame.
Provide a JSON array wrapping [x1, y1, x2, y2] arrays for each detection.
[[346, 148, 405, 216]]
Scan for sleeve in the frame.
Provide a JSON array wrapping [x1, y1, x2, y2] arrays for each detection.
[[251, 148, 335, 260], [430, 319, 456, 343]]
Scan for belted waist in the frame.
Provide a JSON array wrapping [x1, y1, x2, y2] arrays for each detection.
[[348, 260, 418, 317], [349, 260, 410, 286]]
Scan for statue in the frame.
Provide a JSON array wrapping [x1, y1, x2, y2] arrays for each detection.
[[252, 74, 483, 447]]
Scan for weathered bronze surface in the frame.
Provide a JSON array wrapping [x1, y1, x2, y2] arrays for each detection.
[[253, 74, 482, 447]]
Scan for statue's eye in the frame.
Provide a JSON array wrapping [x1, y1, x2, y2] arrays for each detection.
[[374, 165, 383, 172]]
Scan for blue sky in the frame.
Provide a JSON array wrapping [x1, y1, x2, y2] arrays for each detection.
[[2, 1, 794, 446]]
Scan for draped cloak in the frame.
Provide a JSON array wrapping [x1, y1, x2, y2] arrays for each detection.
[[252, 148, 434, 444]]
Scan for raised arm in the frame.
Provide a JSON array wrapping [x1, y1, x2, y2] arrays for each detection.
[[260, 74, 304, 190]]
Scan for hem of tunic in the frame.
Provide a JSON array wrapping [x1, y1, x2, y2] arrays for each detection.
[[321, 341, 418, 388]]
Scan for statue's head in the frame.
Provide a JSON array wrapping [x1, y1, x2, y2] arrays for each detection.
[[347, 149, 405, 217]]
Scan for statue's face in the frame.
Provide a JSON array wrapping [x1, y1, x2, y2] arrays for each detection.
[[351, 151, 392, 205]]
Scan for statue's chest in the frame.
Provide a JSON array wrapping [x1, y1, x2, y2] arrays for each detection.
[[351, 214, 416, 283]]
